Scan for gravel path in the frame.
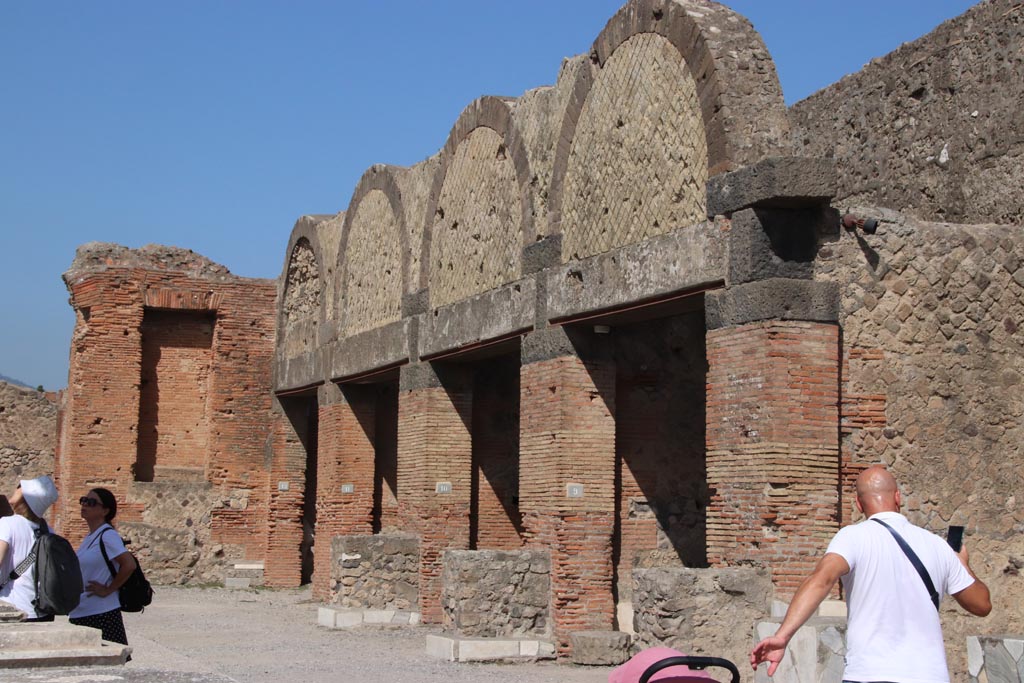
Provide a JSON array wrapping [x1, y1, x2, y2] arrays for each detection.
[[100, 585, 614, 683]]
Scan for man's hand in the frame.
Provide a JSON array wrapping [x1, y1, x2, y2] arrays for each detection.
[[751, 633, 790, 676], [749, 553, 849, 677]]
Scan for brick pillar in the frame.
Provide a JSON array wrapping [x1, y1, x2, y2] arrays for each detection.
[[705, 280, 841, 596], [264, 394, 314, 587], [311, 383, 377, 601], [396, 362, 473, 624], [519, 326, 616, 656]]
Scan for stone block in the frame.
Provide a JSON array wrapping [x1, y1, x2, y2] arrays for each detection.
[[458, 638, 522, 661], [968, 635, 1024, 683], [706, 157, 836, 217], [223, 577, 250, 589], [317, 607, 338, 628], [363, 610, 395, 624], [705, 279, 840, 330], [425, 634, 457, 662], [570, 630, 632, 666]]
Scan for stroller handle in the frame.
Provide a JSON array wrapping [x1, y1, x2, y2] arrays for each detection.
[[638, 655, 740, 683]]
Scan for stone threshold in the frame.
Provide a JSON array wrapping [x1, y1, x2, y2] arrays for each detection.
[[317, 606, 421, 629], [425, 633, 556, 663]]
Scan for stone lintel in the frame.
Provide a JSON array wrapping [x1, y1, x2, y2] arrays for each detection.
[[707, 157, 836, 217], [419, 278, 534, 360], [328, 318, 409, 382], [273, 348, 325, 395], [705, 279, 840, 330], [522, 235, 563, 275], [546, 222, 726, 323]]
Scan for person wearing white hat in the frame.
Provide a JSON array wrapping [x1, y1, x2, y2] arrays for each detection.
[[0, 475, 60, 620]]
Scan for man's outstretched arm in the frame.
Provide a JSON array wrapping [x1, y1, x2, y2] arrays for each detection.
[[952, 545, 991, 617], [750, 552, 850, 677]]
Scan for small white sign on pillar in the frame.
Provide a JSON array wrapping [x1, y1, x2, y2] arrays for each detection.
[[277, 481, 290, 492]]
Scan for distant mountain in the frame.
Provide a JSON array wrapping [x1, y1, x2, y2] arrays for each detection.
[[0, 373, 34, 389]]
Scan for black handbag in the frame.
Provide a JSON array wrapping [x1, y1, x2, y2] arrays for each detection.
[[98, 528, 154, 613]]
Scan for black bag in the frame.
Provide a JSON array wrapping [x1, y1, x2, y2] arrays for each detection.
[[99, 527, 153, 613], [7, 519, 83, 616]]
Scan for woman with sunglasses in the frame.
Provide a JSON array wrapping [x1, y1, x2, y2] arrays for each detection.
[[68, 488, 136, 647]]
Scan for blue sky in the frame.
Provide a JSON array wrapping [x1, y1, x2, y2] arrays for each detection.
[[1, 0, 978, 391]]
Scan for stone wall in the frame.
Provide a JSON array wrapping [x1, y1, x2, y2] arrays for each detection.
[[0, 381, 57, 495], [632, 566, 771, 681], [790, 0, 1024, 227], [441, 549, 550, 638], [817, 209, 1024, 673], [329, 534, 419, 610]]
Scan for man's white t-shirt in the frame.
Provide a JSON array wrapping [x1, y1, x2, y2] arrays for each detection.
[[826, 511, 975, 683], [69, 523, 128, 618], [0, 515, 42, 618]]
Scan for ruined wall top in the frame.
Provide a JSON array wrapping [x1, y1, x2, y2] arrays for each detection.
[[64, 242, 236, 285], [790, 0, 1024, 226]]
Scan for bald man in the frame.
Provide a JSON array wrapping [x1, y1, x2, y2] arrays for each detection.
[[751, 465, 991, 683]]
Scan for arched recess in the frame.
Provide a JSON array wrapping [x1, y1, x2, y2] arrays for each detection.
[[277, 217, 327, 360], [336, 164, 409, 338], [548, 0, 791, 263], [420, 96, 535, 309]]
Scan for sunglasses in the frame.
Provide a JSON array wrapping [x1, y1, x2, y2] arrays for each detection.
[[79, 497, 102, 508]]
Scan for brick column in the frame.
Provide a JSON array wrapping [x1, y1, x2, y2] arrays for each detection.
[[311, 383, 377, 601], [704, 279, 841, 596], [396, 362, 473, 623], [263, 395, 313, 588], [519, 326, 616, 656]]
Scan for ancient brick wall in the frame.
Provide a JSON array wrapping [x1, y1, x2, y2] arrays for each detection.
[[614, 313, 708, 607], [790, 0, 1024, 227], [705, 320, 840, 595], [57, 243, 276, 583], [470, 356, 522, 550], [0, 381, 56, 495]]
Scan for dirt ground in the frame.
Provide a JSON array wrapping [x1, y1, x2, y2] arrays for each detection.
[[108, 585, 616, 683]]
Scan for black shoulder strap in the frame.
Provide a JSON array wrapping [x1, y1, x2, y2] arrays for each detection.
[[97, 527, 118, 580], [7, 521, 44, 583], [872, 518, 940, 610]]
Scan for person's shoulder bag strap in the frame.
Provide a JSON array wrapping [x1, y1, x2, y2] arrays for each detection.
[[4, 521, 44, 585], [872, 518, 940, 610], [97, 526, 119, 580]]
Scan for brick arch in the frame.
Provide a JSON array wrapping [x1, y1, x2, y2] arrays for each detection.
[[336, 164, 409, 337], [277, 217, 327, 356], [548, 0, 791, 260], [420, 96, 535, 308]]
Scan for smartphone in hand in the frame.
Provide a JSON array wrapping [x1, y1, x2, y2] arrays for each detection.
[[947, 525, 965, 552]]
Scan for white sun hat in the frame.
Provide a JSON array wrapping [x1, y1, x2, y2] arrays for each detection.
[[20, 475, 58, 517]]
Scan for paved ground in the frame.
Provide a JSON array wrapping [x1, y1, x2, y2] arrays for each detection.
[[5, 586, 616, 683]]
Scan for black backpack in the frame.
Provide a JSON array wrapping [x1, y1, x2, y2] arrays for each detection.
[[98, 528, 153, 613], [9, 519, 83, 616]]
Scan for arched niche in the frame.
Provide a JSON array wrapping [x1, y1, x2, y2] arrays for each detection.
[[549, 0, 791, 263], [420, 96, 535, 309], [278, 218, 327, 358], [336, 164, 409, 337]]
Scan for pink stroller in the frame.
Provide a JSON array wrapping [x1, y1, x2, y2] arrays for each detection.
[[609, 647, 741, 683]]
